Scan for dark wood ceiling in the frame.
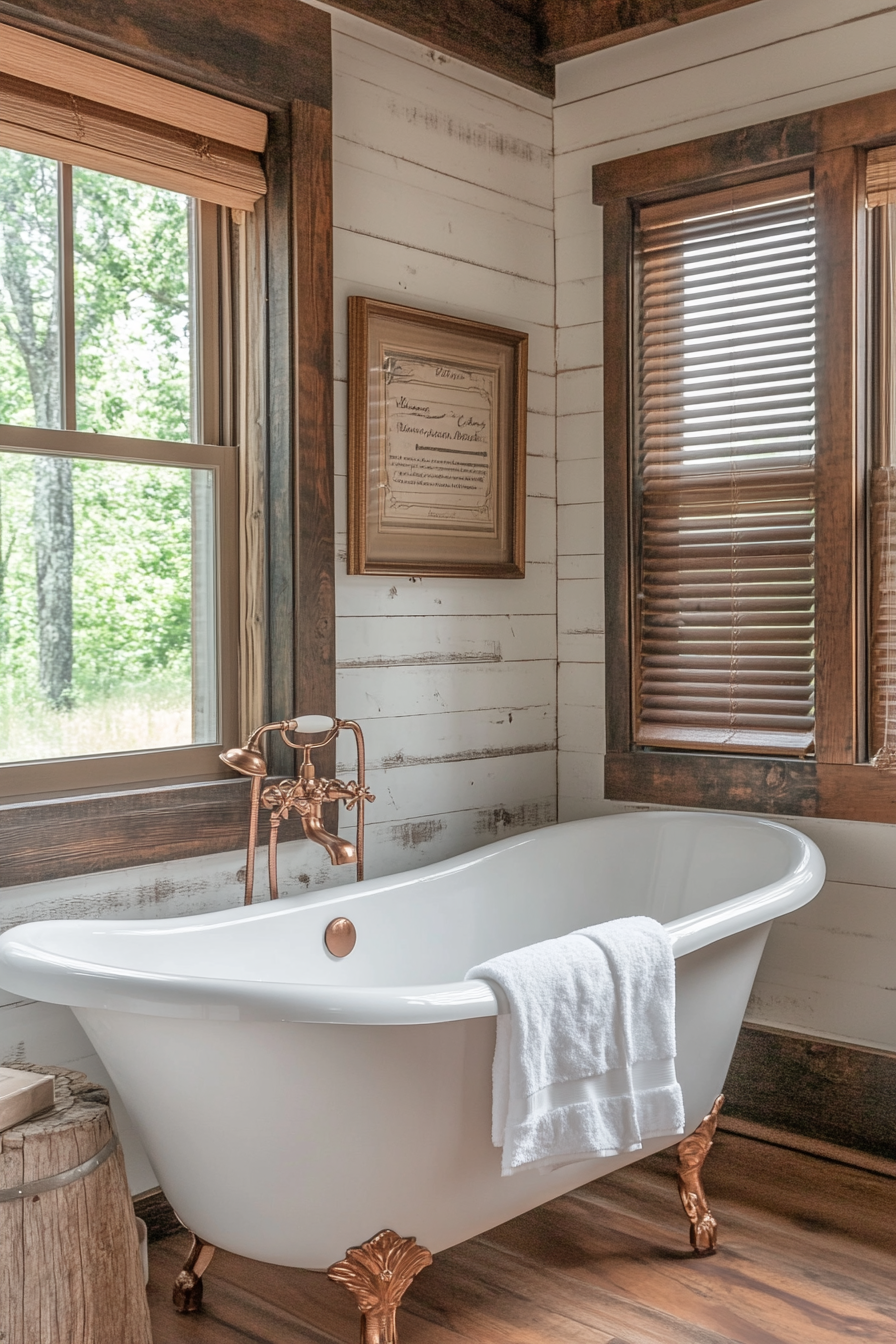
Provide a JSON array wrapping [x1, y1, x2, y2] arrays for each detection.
[[326, 0, 764, 96]]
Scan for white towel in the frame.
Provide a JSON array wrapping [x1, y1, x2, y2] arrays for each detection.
[[465, 916, 685, 1176]]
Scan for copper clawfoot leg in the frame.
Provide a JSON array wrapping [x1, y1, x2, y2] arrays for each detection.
[[172, 1233, 216, 1313], [328, 1229, 433, 1343], [677, 1094, 724, 1256]]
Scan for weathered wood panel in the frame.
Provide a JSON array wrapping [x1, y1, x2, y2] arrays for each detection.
[[291, 99, 336, 789], [336, 612, 556, 667], [334, 231, 554, 328], [264, 107, 296, 774], [813, 146, 861, 763], [342, 749, 556, 825], [0, 782, 250, 889], [542, 0, 764, 63], [0, 0, 331, 109], [557, 587, 604, 663], [336, 562, 556, 619], [600, 198, 631, 757], [325, 0, 552, 97], [334, 159, 554, 284], [724, 1023, 896, 1160], [558, 5, 896, 158], [235, 205, 267, 741], [336, 705, 554, 774], [333, 28, 553, 204], [749, 877, 896, 1051]]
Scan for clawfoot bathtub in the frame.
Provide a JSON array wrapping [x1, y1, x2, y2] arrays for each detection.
[[0, 811, 823, 1323]]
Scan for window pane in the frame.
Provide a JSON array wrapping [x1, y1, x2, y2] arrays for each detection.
[[0, 149, 61, 430], [72, 169, 192, 440], [0, 450, 216, 764]]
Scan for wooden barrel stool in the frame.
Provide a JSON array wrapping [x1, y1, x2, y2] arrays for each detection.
[[0, 1064, 151, 1344]]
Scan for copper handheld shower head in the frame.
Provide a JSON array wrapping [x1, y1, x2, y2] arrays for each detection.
[[219, 746, 268, 777]]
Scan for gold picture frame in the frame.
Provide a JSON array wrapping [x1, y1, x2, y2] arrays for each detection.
[[347, 297, 527, 577]]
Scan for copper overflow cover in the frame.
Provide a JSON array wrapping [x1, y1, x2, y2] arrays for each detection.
[[325, 917, 357, 958]]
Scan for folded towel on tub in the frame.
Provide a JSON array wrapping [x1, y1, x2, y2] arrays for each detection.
[[465, 916, 685, 1176]]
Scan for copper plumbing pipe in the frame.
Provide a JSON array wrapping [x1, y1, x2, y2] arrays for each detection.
[[267, 813, 281, 903], [340, 720, 367, 882], [244, 774, 262, 906]]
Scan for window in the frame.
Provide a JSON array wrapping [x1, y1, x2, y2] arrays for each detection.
[[633, 175, 817, 758], [0, 147, 237, 798], [0, 25, 268, 801], [595, 92, 896, 823], [0, 150, 237, 799]]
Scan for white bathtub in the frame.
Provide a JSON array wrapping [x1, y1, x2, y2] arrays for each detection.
[[0, 810, 824, 1269]]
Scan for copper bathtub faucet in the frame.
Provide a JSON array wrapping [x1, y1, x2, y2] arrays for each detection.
[[220, 716, 375, 904]]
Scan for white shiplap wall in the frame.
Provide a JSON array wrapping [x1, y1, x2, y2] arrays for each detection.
[[330, 12, 557, 870], [554, 0, 896, 1052], [0, 12, 557, 1189]]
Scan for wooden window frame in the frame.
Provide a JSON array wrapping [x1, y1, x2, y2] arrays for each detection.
[[0, 195, 239, 803], [0, 0, 335, 885], [0, 425, 239, 802], [595, 86, 896, 825]]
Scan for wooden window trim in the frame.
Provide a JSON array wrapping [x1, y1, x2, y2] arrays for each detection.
[[0, 0, 335, 887], [596, 85, 896, 824]]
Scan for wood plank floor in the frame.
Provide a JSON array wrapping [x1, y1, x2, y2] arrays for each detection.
[[147, 1133, 896, 1344]]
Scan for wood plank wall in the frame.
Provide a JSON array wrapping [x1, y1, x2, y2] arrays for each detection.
[[553, 0, 896, 1054], [330, 13, 557, 871]]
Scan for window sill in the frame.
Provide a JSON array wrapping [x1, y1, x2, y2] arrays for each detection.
[[0, 778, 307, 889], [605, 750, 896, 824]]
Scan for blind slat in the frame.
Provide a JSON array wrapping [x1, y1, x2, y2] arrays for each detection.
[[639, 172, 812, 229], [635, 183, 817, 757], [642, 349, 816, 380], [635, 725, 815, 755]]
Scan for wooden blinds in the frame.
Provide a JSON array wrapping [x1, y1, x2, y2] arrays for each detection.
[[0, 23, 266, 210], [634, 172, 816, 757]]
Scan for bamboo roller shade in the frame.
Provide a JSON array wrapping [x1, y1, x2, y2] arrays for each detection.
[[634, 172, 816, 757], [0, 22, 266, 209], [867, 146, 896, 210]]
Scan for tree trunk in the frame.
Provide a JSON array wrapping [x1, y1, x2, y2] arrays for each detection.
[[33, 454, 73, 708], [0, 153, 74, 712]]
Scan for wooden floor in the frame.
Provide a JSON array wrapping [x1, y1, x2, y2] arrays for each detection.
[[147, 1133, 896, 1344]]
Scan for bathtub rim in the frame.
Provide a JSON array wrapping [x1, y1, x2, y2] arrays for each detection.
[[0, 811, 825, 1026]]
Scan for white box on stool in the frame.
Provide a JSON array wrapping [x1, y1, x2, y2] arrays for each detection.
[[0, 1066, 55, 1132]]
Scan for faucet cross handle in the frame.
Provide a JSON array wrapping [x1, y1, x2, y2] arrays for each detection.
[[261, 779, 314, 819], [339, 780, 377, 811]]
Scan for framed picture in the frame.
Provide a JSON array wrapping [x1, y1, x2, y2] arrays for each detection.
[[347, 297, 527, 577]]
